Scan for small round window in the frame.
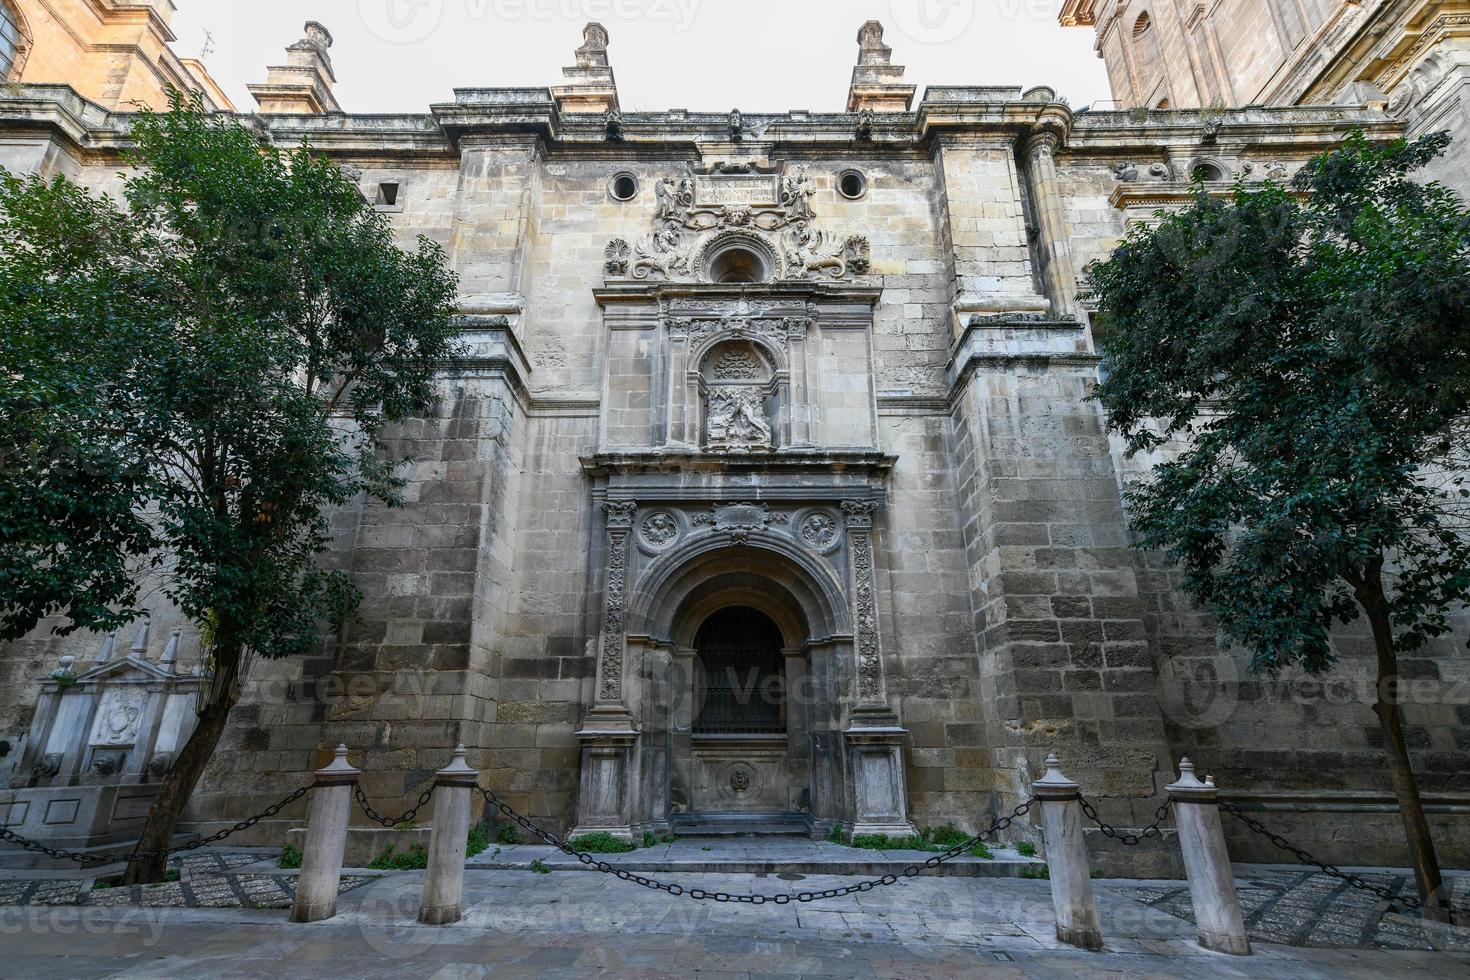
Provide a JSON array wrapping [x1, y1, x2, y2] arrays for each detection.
[[609, 172, 640, 202], [837, 169, 868, 200], [1191, 161, 1226, 183]]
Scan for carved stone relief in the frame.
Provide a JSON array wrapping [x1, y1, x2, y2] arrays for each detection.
[[689, 502, 790, 544], [611, 164, 871, 283], [701, 340, 775, 453], [799, 511, 841, 552], [90, 688, 146, 747], [706, 388, 773, 451], [639, 510, 680, 550], [599, 501, 638, 705], [842, 501, 885, 705]]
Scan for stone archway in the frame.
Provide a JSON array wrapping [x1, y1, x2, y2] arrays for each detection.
[[634, 538, 851, 834], [571, 498, 916, 843]]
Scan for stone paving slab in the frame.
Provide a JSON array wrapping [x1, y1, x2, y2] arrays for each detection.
[[1127, 868, 1470, 951], [0, 851, 378, 911], [1, 870, 1468, 978]]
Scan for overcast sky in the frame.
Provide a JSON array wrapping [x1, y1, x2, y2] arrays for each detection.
[[170, 0, 1112, 114]]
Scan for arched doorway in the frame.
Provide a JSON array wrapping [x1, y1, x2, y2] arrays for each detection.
[[681, 603, 808, 821], [693, 607, 785, 735]]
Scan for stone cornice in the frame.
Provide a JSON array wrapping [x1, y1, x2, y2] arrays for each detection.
[[0, 85, 1405, 173], [581, 449, 897, 480], [1106, 181, 1315, 209], [1297, 0, 1470, 101]]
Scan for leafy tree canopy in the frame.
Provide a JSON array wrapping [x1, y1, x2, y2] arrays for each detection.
[[0, 92, 463, 663], [1089, 131, 1470, 675]]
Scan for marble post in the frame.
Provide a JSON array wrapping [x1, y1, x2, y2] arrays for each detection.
[[1034, 753, 1103, 951], [419, 745, 480, 925], [1167, 758, 1251, 955], [290, 745, 360, 924]]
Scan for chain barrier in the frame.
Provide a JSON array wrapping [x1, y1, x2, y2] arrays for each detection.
[[1218, 800, 1424, 910], [0, 784, 309, 866], [1077, 795, 1172, 845], [477, 784, 1035, 905], [354, 781, 435, 829]]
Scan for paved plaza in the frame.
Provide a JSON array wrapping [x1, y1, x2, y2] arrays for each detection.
[[1, 855, 1469, 978]]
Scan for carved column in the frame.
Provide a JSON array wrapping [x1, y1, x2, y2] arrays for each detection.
[[840, 500, 914, 837], [591, 500, 636, 723], [1022, 129, 1079, 317], [572, 499, 640, 841]]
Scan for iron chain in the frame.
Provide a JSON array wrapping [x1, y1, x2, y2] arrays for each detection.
[[476, 783, 1035, 904], [354, 781, 435, 828], [0, 784, 309, 866], [1218, 800, 1423, 910], [1077, 795, 1172, 846]]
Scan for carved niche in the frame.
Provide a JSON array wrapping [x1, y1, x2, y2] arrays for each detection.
[[607, 164, 870, 283], [701, 340, 774, 452]]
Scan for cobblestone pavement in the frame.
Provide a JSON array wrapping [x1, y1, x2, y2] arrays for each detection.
[[1128, 868, 1470, 950], [0, 852, 376, 910], [1, 870, 1468, 978]]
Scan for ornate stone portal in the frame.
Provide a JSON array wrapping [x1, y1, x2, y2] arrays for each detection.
[[573, 162, 914, 839]]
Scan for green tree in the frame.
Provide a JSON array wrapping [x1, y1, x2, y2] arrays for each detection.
[[1087, 132, 1470, 922], [0, 94, 461, 884]]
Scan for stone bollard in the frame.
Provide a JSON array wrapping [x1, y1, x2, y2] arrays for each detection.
[[418, 744, 480, 925], [1034, 753, 1104, 951], [290, 745, 361, 924], [1167, 758, 1251, 955]]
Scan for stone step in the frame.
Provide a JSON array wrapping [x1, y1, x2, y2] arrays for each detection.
[[671, 813, 812, 838], [465, 840, 1048, 878]]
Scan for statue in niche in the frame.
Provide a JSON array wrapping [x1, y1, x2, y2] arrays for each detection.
[[707, 387, 772, 451], [703, 341, 774, 451]]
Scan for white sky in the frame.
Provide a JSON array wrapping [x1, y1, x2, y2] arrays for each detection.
[[170, 0, 1112, 114]]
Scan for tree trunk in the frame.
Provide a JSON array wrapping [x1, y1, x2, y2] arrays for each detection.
[[1355, 573, 1453, 924], [121, 644, 244, 885]]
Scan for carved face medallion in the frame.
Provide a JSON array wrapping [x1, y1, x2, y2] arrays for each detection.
[[640, 511, 679, 550], [800, 513, 838, 549], [729, 768, 751, 793]]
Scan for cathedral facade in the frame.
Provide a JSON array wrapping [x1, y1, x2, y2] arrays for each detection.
[[2, 11, 1467, 871]]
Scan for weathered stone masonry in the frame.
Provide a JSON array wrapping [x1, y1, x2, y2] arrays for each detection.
[[2, 21, 1466, 873]]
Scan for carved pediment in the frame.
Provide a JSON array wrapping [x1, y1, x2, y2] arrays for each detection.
[[606, 164, 870, 284]]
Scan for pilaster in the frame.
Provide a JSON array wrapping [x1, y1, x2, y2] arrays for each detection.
[[1020, 129, 1080, 317], [932, 133, 1050, 336], [449, 133, 542, 315]]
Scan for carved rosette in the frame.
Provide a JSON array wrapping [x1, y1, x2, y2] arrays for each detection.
[[599, 500, 638, 704], [842, 500, 885, 705]]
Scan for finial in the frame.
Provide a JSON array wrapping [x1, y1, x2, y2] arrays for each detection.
[[1033, 751, 1079, 797], [314, 743, 362, 782], [1166, 755, 1214, 797], [58, 655, 76, 673], [94, 631, 117, 665], [130, 617, 151, 658], [159, 627, 183, 665], [436, 743, 479, 783]]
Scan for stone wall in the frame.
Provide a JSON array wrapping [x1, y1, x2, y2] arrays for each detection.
[[1, 81, 1466, 871]]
